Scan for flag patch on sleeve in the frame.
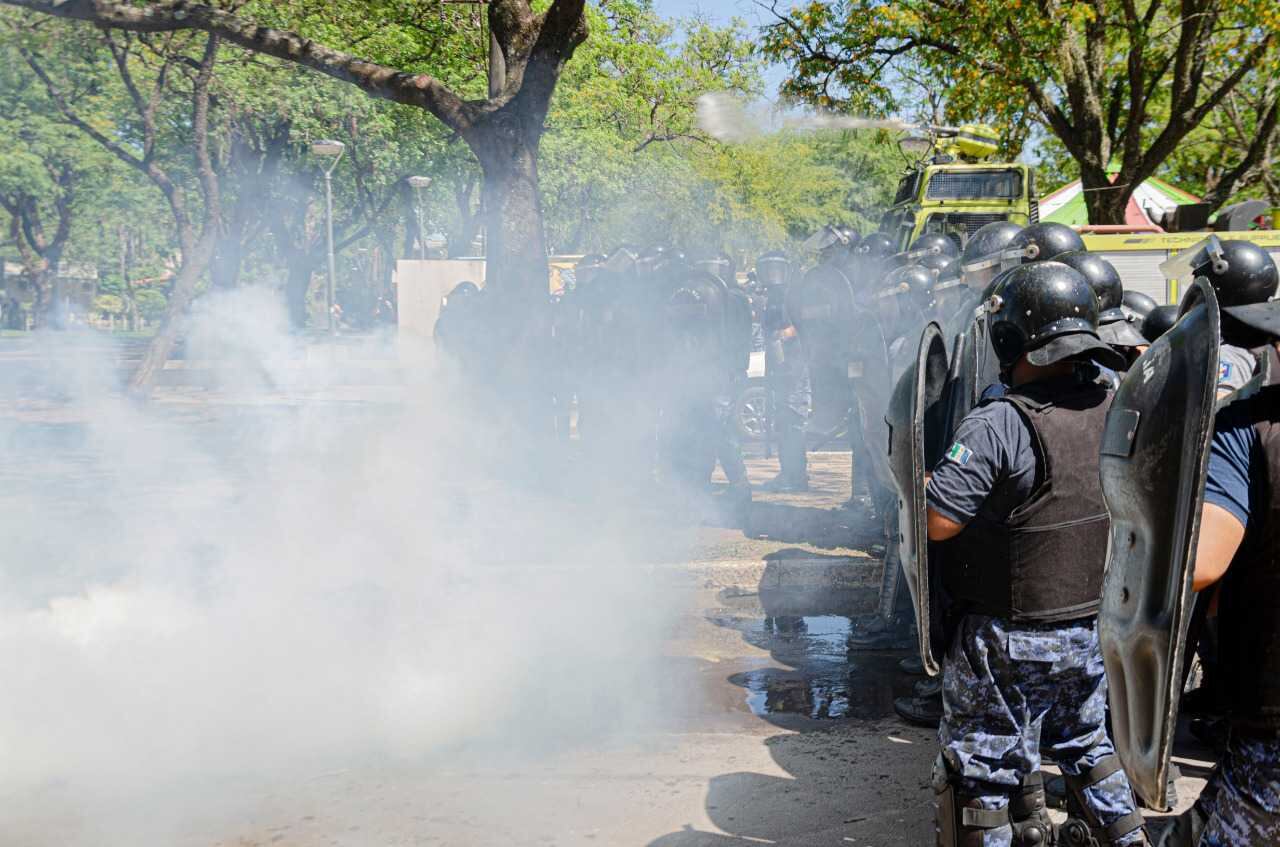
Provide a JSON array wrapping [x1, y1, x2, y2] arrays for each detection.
[[946, 442, 973, 465], [1219, 361, 1233, 383]]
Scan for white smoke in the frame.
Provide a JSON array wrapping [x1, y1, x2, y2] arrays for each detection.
[[0, 288, 683, 845], [696, 91, 916, 143]]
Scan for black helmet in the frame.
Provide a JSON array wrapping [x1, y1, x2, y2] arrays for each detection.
[[834, 224, 861, 249], [755, 251, 791, 287], [918, 253, 955, 274], [604, 244, 640, 274], [1141, 304, 1179, 343], [961, 221, 1023, 273], [803, 224, 858, 256], [986, 261, 1124, 370], [1192, 239, 1278, 308], [575, 253, 607, 285], [880, 264, 934, 310], [1055, 251, 1123, 319], [1004, 222, 1086, 268], [1121, 290, 1159, 321], [906, 232, 960, 262], [695, 253, 736, 283], [638, 243, 684, 274], [927, 257, 964, 296], [857, 231, 897, 259], [449, 280, 479, 299]]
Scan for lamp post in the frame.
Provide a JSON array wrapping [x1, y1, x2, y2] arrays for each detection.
[[407, 175, 432, 260], [311, 139, 345, 336]]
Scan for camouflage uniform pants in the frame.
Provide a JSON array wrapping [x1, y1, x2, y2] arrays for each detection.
[[939, 614, 1144, 846], [1196, 732, 1280, 846]]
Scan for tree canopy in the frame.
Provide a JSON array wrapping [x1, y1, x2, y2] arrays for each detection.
[[762, 0, 1280, 223]]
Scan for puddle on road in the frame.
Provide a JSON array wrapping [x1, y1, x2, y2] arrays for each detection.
[[709, 596, 913, 721]]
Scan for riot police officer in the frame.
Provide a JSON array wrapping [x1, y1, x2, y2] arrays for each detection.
[[926, 261, 1148, 846], [757, 251, 812, 491], [1175, 269, 1280, 846]]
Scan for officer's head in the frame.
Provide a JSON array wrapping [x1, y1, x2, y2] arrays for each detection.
[[1141, 304, 1179, 344], [637, 243, 684, 276], [1191, 239, 1280, 346], [443, 280, 480, 309], [755, 251, 791, 288], [804, 224, 859, 265], [876, 264, 932, 325], [694, 253, 736, 284], [1121, 290, 1159, 323], [960, 220, 1022, 292], [927, 258, 965, 310], [1055, 251, 1146, 351], [904, 232, 961, 263], [1000, 222, 1086, 271], [575, 253, 607, 287], [986, 261, 1126, 381], [857, 231, 897, 261]]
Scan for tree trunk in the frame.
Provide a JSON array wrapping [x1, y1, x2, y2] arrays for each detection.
[[1080, 167, 1133, 226], [285, 257, 316, 329], [128, 232, 216, 397]]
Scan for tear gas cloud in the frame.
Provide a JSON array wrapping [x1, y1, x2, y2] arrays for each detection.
[[696, 91, 915, 143], [0, 288, 689, 845]]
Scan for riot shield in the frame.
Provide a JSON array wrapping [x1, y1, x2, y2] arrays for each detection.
[[886, 322, 952, 675], [1098, 279, 1221, 811], [788, 264, 857, 367]]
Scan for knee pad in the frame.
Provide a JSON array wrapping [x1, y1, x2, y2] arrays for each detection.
[[1009, 771, 1053, 846], [1061, 755, 1147, 845], [932, 755, 1011, 847]]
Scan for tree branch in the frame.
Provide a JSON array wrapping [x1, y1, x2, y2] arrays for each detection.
[[0, 0, 478, 133]]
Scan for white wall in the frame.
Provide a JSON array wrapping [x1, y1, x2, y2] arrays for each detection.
[[395, 259, 485, 337]]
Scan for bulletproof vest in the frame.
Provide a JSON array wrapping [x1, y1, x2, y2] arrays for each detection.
[[944, 376, 1114, 623], [1217, 383, 1280, 728]]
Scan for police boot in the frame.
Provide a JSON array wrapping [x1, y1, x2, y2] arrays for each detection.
[[933, 755, 1011, 846], [760, 472, 808, 493], [1153, 803, 1205, 847], [846, 613, 914, 649], [893, 690, 942, 728], [1060, 755, 1149, 846], [1008, 772, 1053, 846]]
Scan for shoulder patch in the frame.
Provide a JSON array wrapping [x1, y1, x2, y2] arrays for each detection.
[[946, 442, 973, 465], [1218, 361, 1234, 384]]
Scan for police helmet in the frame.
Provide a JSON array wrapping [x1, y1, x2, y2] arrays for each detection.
[[1193, 239, 1278, 308], [1055, 252, 1122, 319], [755, 251, 791, 287], [835, 224, 861, 250], [1055, 252, 1147, 347], [1141, 305, 1178, 343], [637, 243, 684, 274], [986, 261, 1124, 370], [1003, 222, 1086, 268], [880, 264, 934, 309], [960, 220, 1023, 273], [907, 232, 960, 261], [443, 280, 480, 308], [802, 224, 857, 256], [695, 253, 736, 283], [857, 232, 897, 259], [927, 257, 964, 296], [604, 244, 640, 274], [1120, 290, 1159, 321], [574, 253, 607, 286], [1170, 238, 1280, 343]]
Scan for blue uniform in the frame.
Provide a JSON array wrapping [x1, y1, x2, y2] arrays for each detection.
[[1194, 410, 1280, 846], [928, 370, 1144, 846]]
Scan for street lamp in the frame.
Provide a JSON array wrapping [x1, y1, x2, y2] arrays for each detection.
[[408, 175, 432, 261], [312, 139, 345, 336]]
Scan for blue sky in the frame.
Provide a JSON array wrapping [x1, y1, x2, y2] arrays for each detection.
[[652, 0, 791, 93]]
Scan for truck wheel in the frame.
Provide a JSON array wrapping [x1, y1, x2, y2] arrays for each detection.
[[735, 385, 768, 442]]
